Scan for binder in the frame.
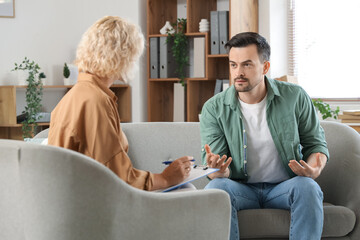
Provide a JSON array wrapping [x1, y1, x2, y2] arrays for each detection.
[[187, 38, 194, 78], [150, 37, 159, 78], [214, 79, 223, 95], [193, 37, 205, 78], [210, 11, 220, 55], [219, 11, 229, 54], [159, 37, 176, 78], [173, 83, 185, 122], [223, 79, 230, 91]]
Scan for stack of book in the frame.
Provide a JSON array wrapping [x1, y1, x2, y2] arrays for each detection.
[[338, 110, 360, 123]]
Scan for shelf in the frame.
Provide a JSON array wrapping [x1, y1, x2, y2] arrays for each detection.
[[0, 122, 50, 128], [147, 0, 258, 122], [0, 124, 50, 140], [149, 78, 212, 82], [5, 84, 129, 89], [208, 54, 228, 58], [148, 32, 207, 38], [0, 83, 132, 139]]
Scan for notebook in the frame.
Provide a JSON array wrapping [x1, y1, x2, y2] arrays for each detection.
[[155, 165, 219, 192]]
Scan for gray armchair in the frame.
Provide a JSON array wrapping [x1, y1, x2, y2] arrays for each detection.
[[0, 139, 231, 240]]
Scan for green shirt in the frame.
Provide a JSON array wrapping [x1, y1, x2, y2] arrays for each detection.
[[200, 77, 329, 181]]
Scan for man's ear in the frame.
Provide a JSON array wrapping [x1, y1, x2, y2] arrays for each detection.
[[263, 61, 270, 74]]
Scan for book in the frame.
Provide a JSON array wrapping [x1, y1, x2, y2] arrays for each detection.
[[154, 165, 219, 192], [343, 110, 360, 116]]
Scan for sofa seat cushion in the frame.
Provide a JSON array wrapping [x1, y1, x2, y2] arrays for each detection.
[[238, 203, 355, 238]]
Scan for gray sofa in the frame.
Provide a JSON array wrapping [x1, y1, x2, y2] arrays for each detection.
[[34, 121, 360, 239]]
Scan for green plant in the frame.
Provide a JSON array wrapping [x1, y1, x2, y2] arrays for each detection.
[[12, 57, 46, 139], [63, 62, 70, 78], [312, 99, 340, 120], [166, 18, 188, 86]]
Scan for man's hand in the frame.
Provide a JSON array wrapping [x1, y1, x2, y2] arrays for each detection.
[[205, 144, 232, 179], [288, 152, 327, 179]]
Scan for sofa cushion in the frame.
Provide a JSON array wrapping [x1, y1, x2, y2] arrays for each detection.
[[239, 203, 355, 238]]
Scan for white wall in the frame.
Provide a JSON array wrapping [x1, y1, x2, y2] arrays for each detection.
[[0, 0, 147, 122], [259, 0, 288, 79], [3, 1, 355, 122]]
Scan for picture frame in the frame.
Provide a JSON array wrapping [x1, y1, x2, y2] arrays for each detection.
[[0, 0, 15, 18]]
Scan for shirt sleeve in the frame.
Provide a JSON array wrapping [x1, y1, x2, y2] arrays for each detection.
[[104, 149, 154, 190], [200, 100, 230, 166], [87, 100, 155, 191], [297, 89, 330, 161], [48, 123, 80, 152]]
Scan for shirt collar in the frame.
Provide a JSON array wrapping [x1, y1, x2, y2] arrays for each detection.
[[77, 72, 117, 102], [224, 76, 280, 110]]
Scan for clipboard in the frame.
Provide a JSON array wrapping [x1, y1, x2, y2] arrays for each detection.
[[155, 165, 219, 192]]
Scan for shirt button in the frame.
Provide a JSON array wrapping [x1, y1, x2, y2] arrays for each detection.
[[244, 145, 247, 148], [243, 129, 246, 133], [244, 160, 247, 164], [201, 148, 204, 152]]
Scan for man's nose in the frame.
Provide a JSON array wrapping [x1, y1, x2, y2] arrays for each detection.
[[234, 67, 244, 78]]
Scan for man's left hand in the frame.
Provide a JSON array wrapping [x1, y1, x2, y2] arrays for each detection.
[[288, 152, 327, 179]]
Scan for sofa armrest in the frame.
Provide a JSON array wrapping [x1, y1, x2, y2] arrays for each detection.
[[318, 121, 360, 240], [127, 188, 231, 240]]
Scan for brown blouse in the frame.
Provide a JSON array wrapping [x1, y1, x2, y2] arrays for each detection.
[[48, 73, 154, 190]]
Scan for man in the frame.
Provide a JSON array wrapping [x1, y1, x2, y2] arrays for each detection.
[[200, 32, 328, 240], [48, 16, 193, 191]]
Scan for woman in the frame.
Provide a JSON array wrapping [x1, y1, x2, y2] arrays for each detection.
[[48, 16, 193, 191]]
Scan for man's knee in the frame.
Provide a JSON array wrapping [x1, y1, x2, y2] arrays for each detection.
[[291, 176, 323, 201], [205, 178, 230, 191]]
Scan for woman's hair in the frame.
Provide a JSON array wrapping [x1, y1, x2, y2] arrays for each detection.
[[75, 16, 144, 83]]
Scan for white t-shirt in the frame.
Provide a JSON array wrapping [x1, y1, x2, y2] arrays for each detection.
[[239, 96, 289, 183]]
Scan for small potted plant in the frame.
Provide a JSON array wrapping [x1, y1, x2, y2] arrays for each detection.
[[312, 99, 340, 120], [63, 62, 71, 85], [12, 57, 46, 139]]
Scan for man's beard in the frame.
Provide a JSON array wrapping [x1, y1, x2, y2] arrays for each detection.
[[234, 77, 252, 92]]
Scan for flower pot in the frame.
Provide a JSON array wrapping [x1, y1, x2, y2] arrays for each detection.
[[160, 21, 174, 34], [16, 70, 28, 85], [63, 78, 71, 86]]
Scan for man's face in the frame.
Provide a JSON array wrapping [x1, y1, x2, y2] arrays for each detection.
[[229, 45, 269, 93]]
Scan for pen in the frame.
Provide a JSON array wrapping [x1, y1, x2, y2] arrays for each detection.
[[162, 159, 196, 165]]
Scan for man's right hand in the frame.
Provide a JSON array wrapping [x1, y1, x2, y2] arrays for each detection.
[[205, 144, 232, 179]]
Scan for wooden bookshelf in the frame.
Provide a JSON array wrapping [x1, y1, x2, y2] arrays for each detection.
[[147, 0, 258, 122], [0, 84, 131, 140]]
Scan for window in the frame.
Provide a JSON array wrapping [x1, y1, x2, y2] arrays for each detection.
[[288, 0, 360, 99]]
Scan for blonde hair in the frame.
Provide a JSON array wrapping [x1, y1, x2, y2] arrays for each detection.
[[75, 16, 144, 83]]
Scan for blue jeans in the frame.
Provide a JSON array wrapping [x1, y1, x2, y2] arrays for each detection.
[[205, 176, 323, 240]]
